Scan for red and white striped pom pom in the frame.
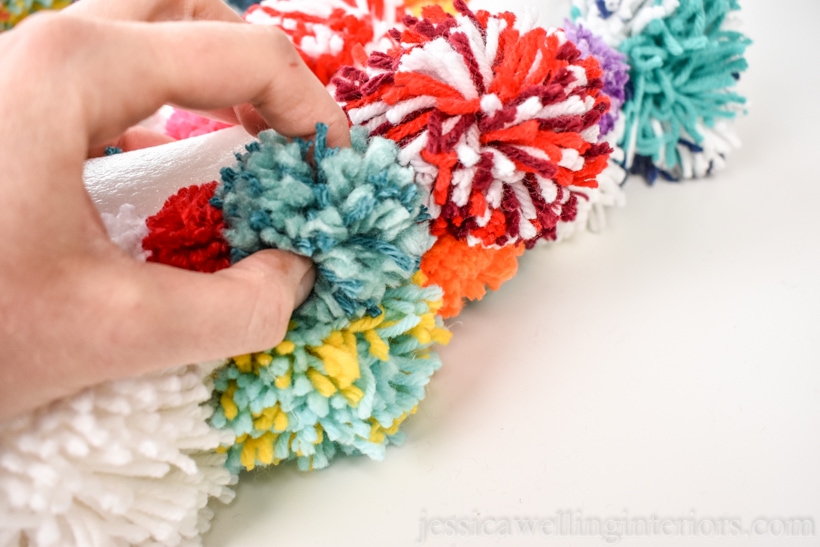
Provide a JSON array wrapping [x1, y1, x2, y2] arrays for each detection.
[[334, 1, 613, 248], [245, 0, 407, 85]]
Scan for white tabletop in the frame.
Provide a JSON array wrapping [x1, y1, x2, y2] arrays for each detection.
[[204, 1, 820, 546]]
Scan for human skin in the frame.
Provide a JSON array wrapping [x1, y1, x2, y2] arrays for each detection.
[[0, 0, 350, 421]]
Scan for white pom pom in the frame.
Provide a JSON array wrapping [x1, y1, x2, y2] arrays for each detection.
[[0, 364, 236, 547]]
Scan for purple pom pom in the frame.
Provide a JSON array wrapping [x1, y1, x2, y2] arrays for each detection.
[[564, 19, 630, 136]]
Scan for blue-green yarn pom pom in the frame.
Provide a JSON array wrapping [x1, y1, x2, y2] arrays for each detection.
[[209, 124, 450, 472], [619, 0, 751, 179], [215, 124, 432, 324]]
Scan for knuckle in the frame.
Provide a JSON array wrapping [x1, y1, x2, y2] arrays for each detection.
[[259, 25, 305, 70], [11, 12, 89, 72], [263, 25, 296, 53]]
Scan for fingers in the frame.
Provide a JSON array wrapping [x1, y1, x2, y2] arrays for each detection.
[[57, 15, 350, 148], [63, 0, 287, 145], [64, 0, 245, 24], [6, 13, 350, 154], [93, 250, 315, 376]]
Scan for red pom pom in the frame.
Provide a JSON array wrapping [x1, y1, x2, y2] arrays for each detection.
[[142, 182, 231, 273]]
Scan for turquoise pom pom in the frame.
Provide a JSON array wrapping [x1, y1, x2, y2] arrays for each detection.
[[215, 124, 432, 324], [619, 0, 751, 179], [572, 0, 752, 180]]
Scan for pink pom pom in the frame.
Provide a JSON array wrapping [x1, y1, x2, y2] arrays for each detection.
[[165, 110, 233, 140]]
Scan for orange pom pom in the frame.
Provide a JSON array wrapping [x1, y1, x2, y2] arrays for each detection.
[[420, 234, 524, 318]]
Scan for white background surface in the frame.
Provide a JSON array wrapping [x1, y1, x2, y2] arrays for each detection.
[[202, 1, 820, 546]]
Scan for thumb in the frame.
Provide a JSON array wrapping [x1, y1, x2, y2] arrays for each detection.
[[99, 249, 314, 377]]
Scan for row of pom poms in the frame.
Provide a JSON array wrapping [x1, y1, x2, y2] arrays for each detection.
[[147, 1, 620, 473], [167, 0, 624, 318], [165, 0, 749, 319], [245, 0, 750, 185], [147, 0, 749, 473]]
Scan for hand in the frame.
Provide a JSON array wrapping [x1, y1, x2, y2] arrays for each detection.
[[0, 0, 350, 421]]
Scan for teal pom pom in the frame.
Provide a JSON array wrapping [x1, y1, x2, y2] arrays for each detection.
[[216, 124, 432, 323], [620, 0, 751, 178], [572, 0, 751, 180], [210, 124, 451, 472]]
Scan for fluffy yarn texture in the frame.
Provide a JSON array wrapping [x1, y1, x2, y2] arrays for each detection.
[[212, 276, 449, 471], [545, 18, 629, 240], [563, 18, 629, 136], [244, 0, 405, 85], [215, 124, 432, 322], [552, 124, 626, 240], [0, 0, 70, 30], [570, 0, 680, 46], [334, 1, 613, 248], [209, 124, 450, 470], [0, 364, 236, 547], [420, 234, 523, 318], [572, 0, 750, 181], [143, 182, 232, 273], [165, 110, 234, 141]]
